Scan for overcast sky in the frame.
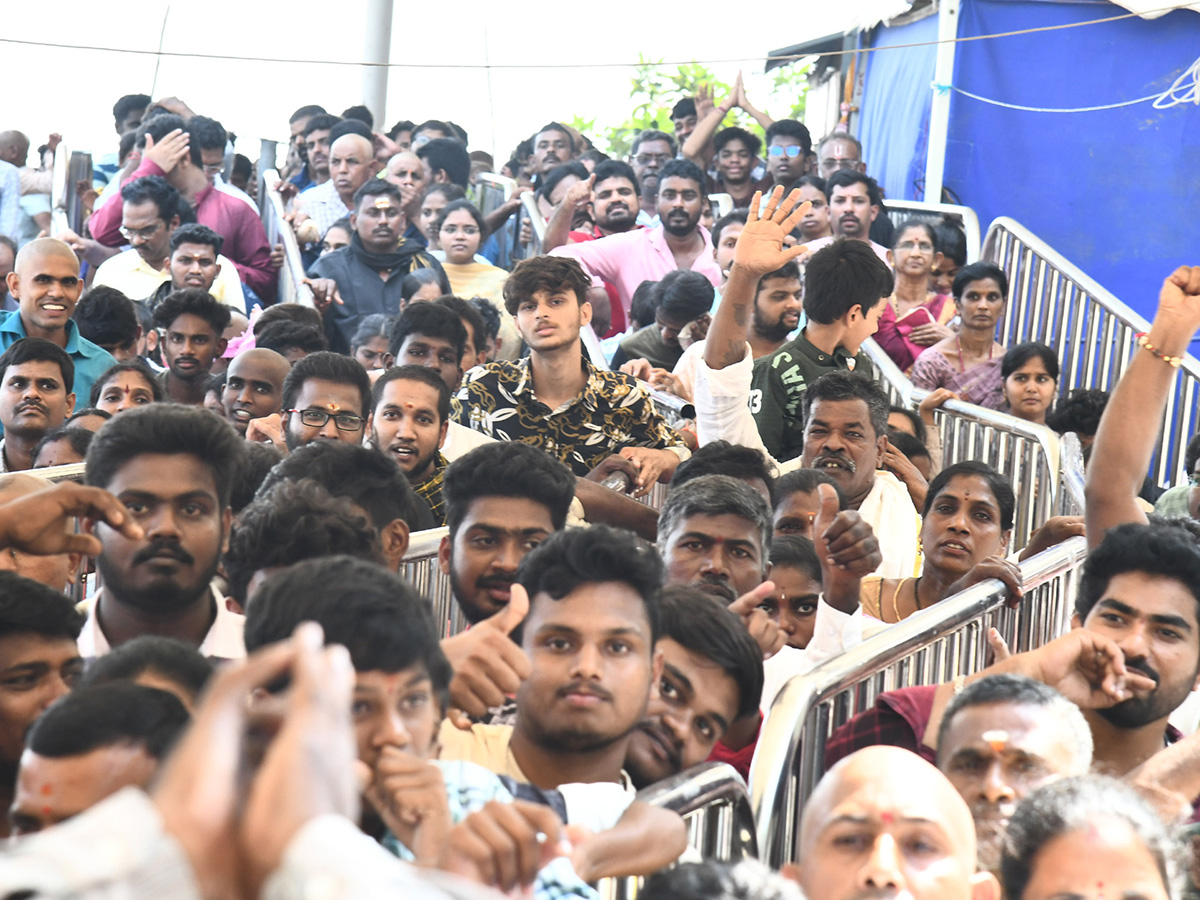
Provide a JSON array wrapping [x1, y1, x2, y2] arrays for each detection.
[[3, 0, 807, 167]]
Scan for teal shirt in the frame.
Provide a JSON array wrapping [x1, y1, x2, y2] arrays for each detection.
[[0, 312, 117, 433]]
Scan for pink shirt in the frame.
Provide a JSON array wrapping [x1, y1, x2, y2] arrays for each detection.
[[550, 225, 721, 323], [87, 158, 277, 303]]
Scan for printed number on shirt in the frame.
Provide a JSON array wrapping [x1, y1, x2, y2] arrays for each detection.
[[748, 389, 763, 414]]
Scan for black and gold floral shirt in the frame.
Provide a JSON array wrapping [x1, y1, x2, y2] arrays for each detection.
[[412, 452, 448, 526], [453, 357, 682, 476]]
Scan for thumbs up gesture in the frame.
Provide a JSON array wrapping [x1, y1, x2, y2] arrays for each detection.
[[441, 583, 533, 719], [813, 483, 883, 614]]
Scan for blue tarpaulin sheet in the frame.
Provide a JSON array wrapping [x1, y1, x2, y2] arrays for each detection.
[[860, 0, 1200, 322]]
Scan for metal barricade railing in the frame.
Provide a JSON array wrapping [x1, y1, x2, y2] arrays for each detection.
[[885, 200, 982, 263], [519, 192, 545, 259], [50, 146, 92, 237], [709, 193, 734, 220], [749, 534, 1088, 867], [33, 463, 87, 483], [983, 216, 1200, 486], [399, 526, 466, 638], [859, 339, 1062, 551], [478, 173, 516, 218], [260, 169, 315, 308], [600, 762, 758, 900]]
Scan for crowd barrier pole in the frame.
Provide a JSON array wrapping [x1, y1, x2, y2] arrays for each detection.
[[599, 762, 758, 900], [478, 173, 516, 218], [708, 193, 734, 220], [260, 169, 314, 308], [749, 535, 1088, 867], [518, 192, 545, 259], [883, 200, 982, 263], [983, 217, 1200, 487], [859, 339, 1062, 552], [50, 146, 92, 237], [399, 526, 464, 638]]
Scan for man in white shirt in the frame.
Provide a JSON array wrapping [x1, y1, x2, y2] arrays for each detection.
[[91, 178, 245, 312], [80, 403, 245, 659]]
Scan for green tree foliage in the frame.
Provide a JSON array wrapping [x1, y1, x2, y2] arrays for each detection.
[[571, 57, 810, 158]]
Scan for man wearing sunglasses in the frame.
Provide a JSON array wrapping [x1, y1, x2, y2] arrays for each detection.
[[764, 120, 813, 196]]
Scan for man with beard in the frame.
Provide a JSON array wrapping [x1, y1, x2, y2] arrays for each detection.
[[438, 524, 663, 793], [628, 130, 675, 224], [801, 170, 891, 267], [80, 403, 246, 658], [92, 180, 245, 313], [551, 159, 720, 336], [151, 289, 231, 406], [306, 180, 443, 355], [542, 161, 642, 336], [436, 441, 576, 718], [0, 340, 75, 472], [825, 521, 1194, 785], [935, 675, 1093, 874], [144, 223, 246, 315], [254, 351, 370, 454], [368, 366, 451, 525], [543, 160, 642, 253]]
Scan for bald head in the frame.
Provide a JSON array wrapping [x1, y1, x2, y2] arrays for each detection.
[[329, 134, 378, 205], [15, 238, 79, 276], [0, 131, 29, 166], [223, 348, 291, 435], [793, 747, 998, 900]]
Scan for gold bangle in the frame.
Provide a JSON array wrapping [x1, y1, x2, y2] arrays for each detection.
[[1136, 332, 1183, 368]]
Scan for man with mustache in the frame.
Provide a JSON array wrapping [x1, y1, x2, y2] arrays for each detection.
[[92, 180, 246, 313], [0, 339, 75, 472], [151, 289, 230, 406], [368, 366, 451, 525], [799, 170, 892, 267], [439, 524, 663, 794], [935, 675, 1093, 875], [551, 159, 721, 331], [436, 442, 576, 718], [143, 223, 246, 315], [305, 180, 443, 355], [80, 403, 246, 658]]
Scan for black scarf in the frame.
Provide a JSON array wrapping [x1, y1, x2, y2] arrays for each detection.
[[350, 231, 428, 273]]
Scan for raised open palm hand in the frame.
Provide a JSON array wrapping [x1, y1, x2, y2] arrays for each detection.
[[732, 186, 812, 277]]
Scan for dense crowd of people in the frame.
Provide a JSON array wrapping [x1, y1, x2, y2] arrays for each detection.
[[0, 90, 1197, 900]]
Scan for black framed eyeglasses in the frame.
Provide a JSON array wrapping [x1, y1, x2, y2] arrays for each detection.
[[286, 408, 364, 431]]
